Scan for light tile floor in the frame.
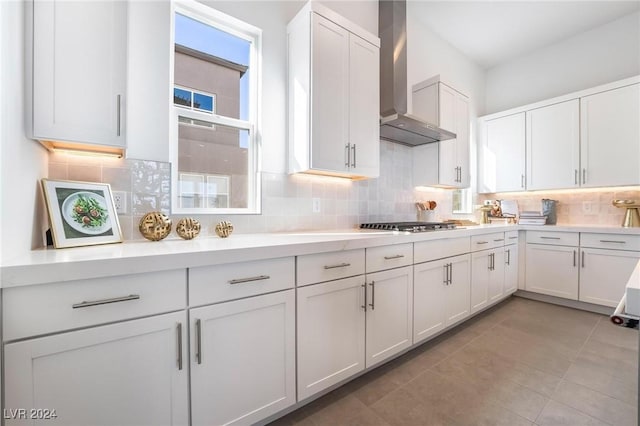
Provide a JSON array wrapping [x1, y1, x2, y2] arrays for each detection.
[[270, 297, 639, 426]]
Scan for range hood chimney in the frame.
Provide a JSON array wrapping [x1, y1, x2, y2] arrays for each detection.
[[379, 0, 455, 146]]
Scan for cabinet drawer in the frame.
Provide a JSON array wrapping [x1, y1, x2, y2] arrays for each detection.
[[297, 249, 365, 286], [4, 270, 186, 341], [189, 257, 294, 306], [366, 243, 413, 273], [414, 237, 470, 263], [580, 233, 640, 251], [471, 232, 505, 251], [505, 230, 519, 244], [526, 231, 578, 246]]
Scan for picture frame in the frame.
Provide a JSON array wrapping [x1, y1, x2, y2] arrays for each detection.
[[41, 179, 123, 249]]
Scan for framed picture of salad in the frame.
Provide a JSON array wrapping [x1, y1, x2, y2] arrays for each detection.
[[41, 179, 123, 248]]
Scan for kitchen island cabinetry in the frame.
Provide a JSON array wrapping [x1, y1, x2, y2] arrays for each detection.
[[287, 3, 380, 178], [580, 83, 640, 187], [4, 311, 189, 426], [27, 0, 127, 152], [412, 77, 470, 188]]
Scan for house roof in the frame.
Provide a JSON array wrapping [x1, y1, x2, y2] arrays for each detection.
[[175, 44, 248, 77]]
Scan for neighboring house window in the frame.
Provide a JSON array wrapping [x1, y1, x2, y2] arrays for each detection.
[[172, 0, 261, 214]]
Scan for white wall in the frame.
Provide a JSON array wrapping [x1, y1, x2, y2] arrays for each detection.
[[485, 11, 640, 114], [204, 0, 378, 175], [1, 1, 49, 266]]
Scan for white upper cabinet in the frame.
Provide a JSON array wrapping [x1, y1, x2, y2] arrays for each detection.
[[288, 3, 380, 179], [526, 99, 580, 190], [478, 112, 526, 193], [412, 79, 470, 188], [580, 83, 640, 187], [29, 0, 127, 151]]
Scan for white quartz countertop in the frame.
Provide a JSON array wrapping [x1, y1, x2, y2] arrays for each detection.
[[1, 224, 639, 288]]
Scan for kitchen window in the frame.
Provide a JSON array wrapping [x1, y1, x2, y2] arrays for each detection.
[[171, 0, 262, 214]]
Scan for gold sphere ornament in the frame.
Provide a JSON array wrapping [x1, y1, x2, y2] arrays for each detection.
[[215, 220, 234, 238], [176, 217, 201, 240], [139, 212, 172, 241]]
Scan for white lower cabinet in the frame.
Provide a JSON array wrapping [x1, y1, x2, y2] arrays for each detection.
[[413, 254, 471, 344], [297, 265, 412, 399], [504, 243, 519, 295], [525, 244, 579, 300], [297, 276, 366, 400], [190, 290, 296, 426], [471, 248, 505, 313], [365, 266, 413, 368], [4, 311, 189, 426], [579, 248, 640, 307]]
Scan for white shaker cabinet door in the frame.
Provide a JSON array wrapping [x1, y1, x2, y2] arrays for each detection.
[[471, 250, 491, 313], [365, 266, 413, 368], [413, 259, 448, 344], [4, 312, 188, 426], [297, 276, 366, 400], [446, 254, 471, 326], [190, 290, 296, 426], [310, 13, 350, 173], [479, 113, 526, 193], [488, 249, 505, 304], [579, 248, 640, 307], [525, 244, 579, 300], [580, 83, 640, 187], [32, 0, 127, 147], [504, 244, 519, 295], [526, 99, 579, 190]]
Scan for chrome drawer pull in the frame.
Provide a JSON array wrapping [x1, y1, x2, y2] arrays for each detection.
[[72, 294, 140, 309], [228, 275, 270, 285], [508, 236, 518, 239], [361, 283, 367, 312], [324, 263, 351, 270], [540, 236, 561, 240], [599, 240, 626, 244], [369, 281, 375, 310], [384, 254, 405, 260], [117, 94, 122, 137], [476, 241, 488, 245], [494, 239, 504, 242]]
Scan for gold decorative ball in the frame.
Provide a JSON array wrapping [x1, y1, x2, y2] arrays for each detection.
[[139, 212, 172, 241], [215, 220, 234, 238], [176, 217, 201, 240]]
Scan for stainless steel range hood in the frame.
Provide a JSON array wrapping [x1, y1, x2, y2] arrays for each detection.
[[379, 0, 455, 146]]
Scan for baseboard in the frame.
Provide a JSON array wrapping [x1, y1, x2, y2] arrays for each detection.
[[514, 290, 614, 315]]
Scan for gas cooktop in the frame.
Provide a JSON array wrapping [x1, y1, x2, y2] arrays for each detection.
[[359, 221, 456, 232]]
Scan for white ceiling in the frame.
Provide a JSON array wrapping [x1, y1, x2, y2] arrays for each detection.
[[409, 1, 640, 69]]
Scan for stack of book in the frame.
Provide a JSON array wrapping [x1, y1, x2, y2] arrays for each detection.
[[518, 211, 547, 225]]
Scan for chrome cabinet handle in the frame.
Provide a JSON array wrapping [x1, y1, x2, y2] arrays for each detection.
[[506, 249, 511, 265], [573, 250, 576, 267], [488, 253, 493, 271], [228, 275, 270, 285], [574, 169, 578, 185], [117, 94, 122, 137], [599, 240, 626, 244], [369, 281, 375, 310], [494, 239, 504, 242], [521, 174, 525, 188], [345, 143, 350, 167], [352, 144, 356, 168], [509, 236, 518, 240], [195, 319, 202, 365], [72, 294, 139, 309], [582, 251, 585, 268], [476, 241, 489, 245], [361, 283, 367, 312], [384, 254, 405, 260], [448, 263, 453, 285], [582, 168, 586, 184], [177, 323, 183, 371], [324, 262, 351, 270], [492, 253, 495, 270], [540, 236, 560, 240], [443, 264, 448, 285]]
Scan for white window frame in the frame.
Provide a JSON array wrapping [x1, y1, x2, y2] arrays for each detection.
[[170, 0, 262, 215]]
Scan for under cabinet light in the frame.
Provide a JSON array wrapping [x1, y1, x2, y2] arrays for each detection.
[[49, 147, 123, 159], [40, 140, 124, 159]]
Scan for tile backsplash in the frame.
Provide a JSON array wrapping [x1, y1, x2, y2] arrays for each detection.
[[477, 188, 640, 226], [47, 141, 457, 242]]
